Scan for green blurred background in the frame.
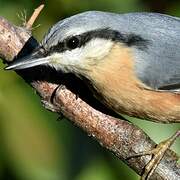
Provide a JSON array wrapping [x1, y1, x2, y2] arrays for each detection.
[[0, 0, 180, 180]]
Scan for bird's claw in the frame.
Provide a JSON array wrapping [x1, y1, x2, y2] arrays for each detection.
[[128, 130, 179, 180], [141, 130, 179, 180]]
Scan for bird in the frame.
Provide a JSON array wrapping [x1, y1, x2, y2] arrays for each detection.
[[5, 11, 180, 179]]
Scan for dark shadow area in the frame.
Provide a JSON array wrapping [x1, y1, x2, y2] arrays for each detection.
[[1, 164, 18, 180], [140, 0, 178, 13]]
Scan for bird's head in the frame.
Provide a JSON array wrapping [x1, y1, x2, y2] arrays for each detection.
[[5, 11, 148, 80]]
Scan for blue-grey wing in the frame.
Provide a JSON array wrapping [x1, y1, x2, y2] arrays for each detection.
[[129, 13, 180, 92]]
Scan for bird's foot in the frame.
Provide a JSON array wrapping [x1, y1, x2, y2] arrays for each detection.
[[128, 130, 179, 180], [140, 130, 179, 180]]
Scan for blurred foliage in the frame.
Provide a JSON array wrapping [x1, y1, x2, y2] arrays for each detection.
[[0, 0, 179, 180]]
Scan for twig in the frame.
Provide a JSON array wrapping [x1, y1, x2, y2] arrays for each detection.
[[25, 4, 44, 30]]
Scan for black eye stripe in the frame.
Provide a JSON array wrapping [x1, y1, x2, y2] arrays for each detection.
[[49, 41, 65, 53], [48, 28, 149, 54]]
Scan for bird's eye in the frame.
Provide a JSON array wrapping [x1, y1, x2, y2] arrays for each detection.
[[66, 36, 80, 50]]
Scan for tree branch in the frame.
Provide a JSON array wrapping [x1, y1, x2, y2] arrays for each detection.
[[0, 7, 179, 180]]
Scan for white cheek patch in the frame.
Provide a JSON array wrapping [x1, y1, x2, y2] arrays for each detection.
[[49, 50, 82, 64], [49, 38, 113, 71], [49, 49, 84, 72], [61, 38, 113, 64], [83, 38, 114, 60], [62, 48, 83, 65]]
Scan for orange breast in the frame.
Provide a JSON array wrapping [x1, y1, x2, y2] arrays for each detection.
[[88, 43, 180, 123]]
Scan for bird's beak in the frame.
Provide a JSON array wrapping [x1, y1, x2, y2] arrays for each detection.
[[5, 47, 50, 70]]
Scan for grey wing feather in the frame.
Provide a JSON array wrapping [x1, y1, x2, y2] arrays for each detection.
[[129, 13, 180, 92]]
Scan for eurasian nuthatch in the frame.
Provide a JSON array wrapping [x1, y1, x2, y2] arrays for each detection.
[[5, 11, 180, 179]]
